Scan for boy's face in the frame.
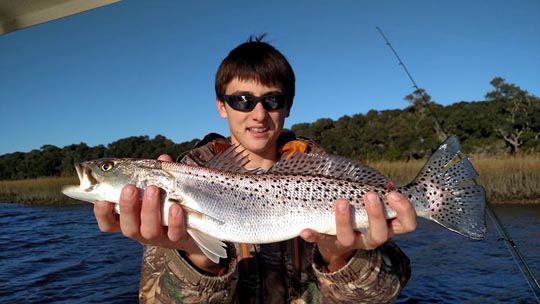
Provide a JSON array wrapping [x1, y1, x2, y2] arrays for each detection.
[[216, 77, 290, 161]]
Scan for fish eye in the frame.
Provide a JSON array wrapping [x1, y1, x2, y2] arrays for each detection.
[[100, 161, 114, 172]]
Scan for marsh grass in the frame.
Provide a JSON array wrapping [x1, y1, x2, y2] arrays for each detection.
[[1, 156, 539, 205], [472, 155, 540, 203], [0, 176, 80, 205]]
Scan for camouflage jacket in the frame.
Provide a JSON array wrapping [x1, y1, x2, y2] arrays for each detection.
[[138, 132, 411, 303]]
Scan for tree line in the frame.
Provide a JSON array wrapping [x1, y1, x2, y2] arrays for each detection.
[[0, 77, 538, 180], [0, 136, 199, 180], [293, 77, 539, 160]]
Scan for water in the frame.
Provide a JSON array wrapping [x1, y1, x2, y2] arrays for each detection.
[[396, 204, 540, 303], [0, 203, 141, 303], [0, 203, 539, 303]]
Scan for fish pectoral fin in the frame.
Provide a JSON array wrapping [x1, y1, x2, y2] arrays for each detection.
[[187, 228, 228, 263]]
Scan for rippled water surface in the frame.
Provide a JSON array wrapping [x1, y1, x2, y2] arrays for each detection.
[[0, 203, 141, 303], [0, 203, 539, 303], [396, 204, 540, 303]]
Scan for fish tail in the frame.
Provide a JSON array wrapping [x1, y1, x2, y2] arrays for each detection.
[[402, 135, 486, 239]]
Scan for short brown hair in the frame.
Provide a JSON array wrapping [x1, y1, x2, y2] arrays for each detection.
[[215, 35, 295, 108]]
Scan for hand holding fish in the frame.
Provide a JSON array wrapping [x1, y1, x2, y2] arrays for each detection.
[[300, 192, 417, 272], [93, 155, 223, 273]]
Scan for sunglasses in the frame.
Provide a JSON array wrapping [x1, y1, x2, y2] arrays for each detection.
[[220, 94, 288, 112]]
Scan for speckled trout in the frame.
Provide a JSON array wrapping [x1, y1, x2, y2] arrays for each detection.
[[62, 135, 486, 262]]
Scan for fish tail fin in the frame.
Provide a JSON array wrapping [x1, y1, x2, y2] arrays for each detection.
[[403, 135, 486, 239]]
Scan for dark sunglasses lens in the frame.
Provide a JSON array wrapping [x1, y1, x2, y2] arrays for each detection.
[[223, 95, 287, 112], [226, 96, 256, 111], [261, 96, 287, 110]]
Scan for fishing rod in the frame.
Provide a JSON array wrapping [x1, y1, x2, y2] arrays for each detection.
[[376, 26, 540, 302]]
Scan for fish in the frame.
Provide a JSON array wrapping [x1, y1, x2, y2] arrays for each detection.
[[62, 135, 486, 263]]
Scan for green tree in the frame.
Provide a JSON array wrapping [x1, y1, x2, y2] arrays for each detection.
[[311, 118, 335, 144], [39, 145, 62, 176], [404, 88, 446, 142], [60, 143, 93, 176], [0, 152, 25, 179], [485, 77, 539, 154], [290, 122, 313, 139], [106, 136, 151, 158]]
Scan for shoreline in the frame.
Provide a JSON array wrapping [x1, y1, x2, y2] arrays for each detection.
[[1, 155, 539, 206]]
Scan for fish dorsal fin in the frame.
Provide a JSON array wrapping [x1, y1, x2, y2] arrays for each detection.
[[270, 152, 389, 186], [187, 228, 228, 263], [204, 145, 257, 173]]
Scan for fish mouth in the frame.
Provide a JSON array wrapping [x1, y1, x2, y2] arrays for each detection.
[[75, 163, 100, 192]]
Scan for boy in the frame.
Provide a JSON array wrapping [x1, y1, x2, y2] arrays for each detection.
[[94, 36, 416, 303]]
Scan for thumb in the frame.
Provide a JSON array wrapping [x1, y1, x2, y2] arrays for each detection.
[[158, 154, 173, 162]]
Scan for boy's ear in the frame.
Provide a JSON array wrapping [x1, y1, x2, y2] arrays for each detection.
[[216, 99, 228, 118]]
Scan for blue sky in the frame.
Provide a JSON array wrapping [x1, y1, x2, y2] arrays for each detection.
[[1, 0, 539, 155]]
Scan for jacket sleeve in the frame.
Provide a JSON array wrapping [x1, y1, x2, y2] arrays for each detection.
[[312, 241, 411, 304], [139, 136, 240, 303], [139, 244, 239, 303]]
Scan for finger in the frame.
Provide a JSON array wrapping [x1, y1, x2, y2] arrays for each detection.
[[364, 192, 389, 248], [139, 186, 164, 240], [299, 228, 319, 243], [118, 185, 142, 239], [386, 191, 417, 234], [94, 201, 120, 232], [335, 199, 355, 247], [158, 154, 173, 162], [167, 204, 187, 242]]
